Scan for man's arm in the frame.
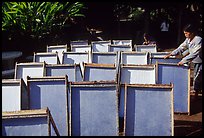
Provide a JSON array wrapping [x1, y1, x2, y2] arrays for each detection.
[[164, 39, 188, 59], [180, 44, 201, 64]]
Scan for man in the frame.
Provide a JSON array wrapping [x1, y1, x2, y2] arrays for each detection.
[[164, 24, 202, 100]]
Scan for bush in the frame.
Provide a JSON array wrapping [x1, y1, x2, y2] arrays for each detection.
[[2, 2, 86, 40]]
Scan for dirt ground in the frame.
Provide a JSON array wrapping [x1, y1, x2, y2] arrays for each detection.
[[174, 93, 202, 136]]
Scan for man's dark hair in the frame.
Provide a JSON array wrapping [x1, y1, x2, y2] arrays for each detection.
[[183, 24, 197, 33]]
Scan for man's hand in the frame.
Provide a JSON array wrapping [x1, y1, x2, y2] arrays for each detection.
[[164, 54, 171, 59], [177, 61, 184, 66]]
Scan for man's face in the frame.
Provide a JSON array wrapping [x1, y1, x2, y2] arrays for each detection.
[[184, 31, 193, 38]]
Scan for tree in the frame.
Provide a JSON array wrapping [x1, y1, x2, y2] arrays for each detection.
[[112, 1, 202, 46]]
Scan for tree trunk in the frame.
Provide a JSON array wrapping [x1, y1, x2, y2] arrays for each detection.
[[144, 8, 150, 33], [177, 8, 183, 45]]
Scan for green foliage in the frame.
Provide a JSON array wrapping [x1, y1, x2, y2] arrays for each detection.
[[113, 4, 145, 21], [2, 2, 85, 39], [128, 7, 145, 21]]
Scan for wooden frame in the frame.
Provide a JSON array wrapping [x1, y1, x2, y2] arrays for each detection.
[[150, 52, 171, 58], [150, 57, 181, 64], [119, 65, 156, 118], [120, 64, 156, 84], [83, 63, 118, 82], [70, 40, 89, 46], [112, 39, 132, 47], [47, 44, 67, 52], [121, 51, 149, 65], [71, 45, 92, 52], [45, 64, 83, 82], [14, 62, 46, 85], [150, 52, 181, 64], [91, 40, 111, 52], [156, 62, 190, 115], [109, 44, 132, 52], [134, 45, 157, 52], [92, 52, 118, 65], [2, 108, 60, 136], [33, 52, 60, 64], [62, 52, 90, 64], [119, 84, 126, 118], [27, 76, 69, 136], [2, 79, 29, 111], [124, 84, 174, 136], [69, 81, 119, 136], [47, 44, 68, 64]]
